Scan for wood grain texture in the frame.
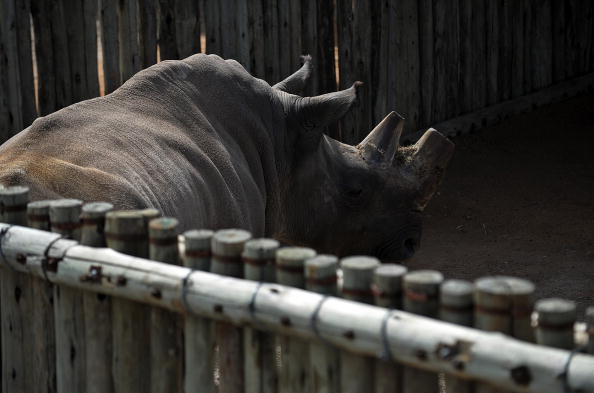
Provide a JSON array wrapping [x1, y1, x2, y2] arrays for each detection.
[[118, 0, 141, 81], [418, 0, 434, 127], [175, 0, 200, 59], [139, 0, 157, 67], [510, 0, 525, 98], [63, 0, 88, 102], [83, 0, 99, 98], [15, 0, 36, 126], [248, 0, 265, 78], [262, 0, 280, 83], [1, 0, 24, 134], [100, 0, 120, 94]]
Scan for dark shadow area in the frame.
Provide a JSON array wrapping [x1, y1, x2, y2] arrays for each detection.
[[411, 93, 594, 316]]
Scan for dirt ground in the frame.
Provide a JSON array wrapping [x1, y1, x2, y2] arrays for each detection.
[[409, 93, 594, 317]]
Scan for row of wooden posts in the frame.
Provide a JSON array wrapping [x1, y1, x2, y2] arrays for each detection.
[[0, 185, 593, 393]]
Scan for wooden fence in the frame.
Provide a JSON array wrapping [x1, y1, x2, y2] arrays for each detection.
[[1, 0, 594, 145], [0, 185, 593, 393]]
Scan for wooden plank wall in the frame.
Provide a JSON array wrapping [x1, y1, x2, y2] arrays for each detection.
[[1, 0, 593, 144]]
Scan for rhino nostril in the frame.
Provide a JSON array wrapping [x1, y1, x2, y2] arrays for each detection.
[[403, 238, 417, 257]]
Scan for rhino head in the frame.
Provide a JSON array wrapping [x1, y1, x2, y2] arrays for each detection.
[[271, 57, 454, 261]]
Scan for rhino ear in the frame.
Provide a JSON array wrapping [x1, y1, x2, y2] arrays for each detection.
[[273, 55, 313, 95], [295, 81, 362, 130]]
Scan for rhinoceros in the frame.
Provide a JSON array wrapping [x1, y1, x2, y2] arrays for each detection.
[[0, 54, 453, 260]]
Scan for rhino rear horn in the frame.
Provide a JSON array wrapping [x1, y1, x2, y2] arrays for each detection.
[[412, 128, 455, 209], [273, 55, 313, 95], [296, 81, 362, 130], [357, 111, 404, 164]]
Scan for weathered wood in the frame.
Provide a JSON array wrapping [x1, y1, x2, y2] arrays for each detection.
[[440, 279, 474, 393], [27, 200, 52, 231], [340, 256, 380, 393], [175, 0, 200, 59], [0, 186, 32, 393], [315, 0, 336, 96], [63, 0, 88, 102], [243, 239, 280, 393], [403, 72, 594, 142], [211, 229, 252, 393], [262, 0, 280, 83], [300, 0, 318, 95], [219, 0, 237, 59], [105, 210, 150, 393], [485, 0, 500, 105], [500, 0, 512, 102], [248, 0, 265, 78], [418, 0, 434, 127], [535, 298, 576, 350], [138, 0, 157, 67], [403, 270, 443, 393], [276, 247, 317, 393], [49, 199, 86, 393], [80, 202, 114, 393], [0, 11, 10, 139], [149, 217, 182, 393], [158, 0, 177, 60], [118, 0, 141, 81], [15, 0, 36, 126], [522, 0, 534, 93], [2, 225, 594, 393], [458, 0, 473, 114], [336, 0, 353, 142], [83, 0, 99, 98], [204, 0, 221, 55], [277, 0, 291, 79], [182, 229, 215, 393], [1, 0, 24, 134], [551, 0, 566, 83], [101, 0, 121, 93], [531, 0, 552, 90], [510, 0, 525, 98], [587, 306, 594, 355], [373, 264, 407, 393], [471, 0, 487, 111], [306, 255, 339, 393], [235, 0, 250, 70], [352, 0, 374, 139]]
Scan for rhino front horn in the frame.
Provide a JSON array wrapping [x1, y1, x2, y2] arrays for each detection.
[[412, 128, 455, 209], [357, 111, 404, 164]]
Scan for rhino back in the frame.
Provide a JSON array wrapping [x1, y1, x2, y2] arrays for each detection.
[[0, 54, 282, 234]]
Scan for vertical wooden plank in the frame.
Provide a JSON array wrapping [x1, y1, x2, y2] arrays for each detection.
[[522, 0, 534, 93], [535, 298, 576, 350], [138, 0, 157, 67], [105, 211, 151, 393], [440, 280, 474, 393], [119, 0, 141, 82], [243, 239, 280, 393], [63, 0, 88, 102], [149, 218, 183, 393], [510, 0, 525, 98], [433, 0, 449, 121], [49, 199, 86, 393], [316, 0, 336, 95], [80, 202, 114, 393], [352, 0, 374, 141], [158, 0, 178, 60], [0, 187, 31, 393], [0, 5, 11, 140], [499, 0, 512, 102], [402, 270, 443, 393], [531, 0, 552, 90], [418, 0, 434, 127], [262, 0, 280, 83], [373, 0, 389, 124], [183, 229, 215, 393], [101, 0, 121, 94], [336, 0, 354, 142], [306, 255, 339, 393], [1, 0, 24, 134], [236, 0, 251, 70], [577, 0, 593, 74], [83, 0, 99, 98], [275, 247, 317, 393], [219, 0, 237, 59], [373, 264, 407, 393], [15, 0, 36, 125], [458, 0, 473, 115], [300, 0, 318, 95], [289, 0, 302, 72], [175, 0, 200, 59], [340, 256, 380, 393], [485, 0, 500, 105], [395, 0, 420, 131], [551, 0, 566, 83], [248, 0, 265, 78], [277, 0, 291, 77], [210, 229, 252, 393], [471, 0, 486, 111], [204, 0, 222, 55]]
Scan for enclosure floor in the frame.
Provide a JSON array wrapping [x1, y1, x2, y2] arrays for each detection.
[[411, 92, 594, 316]]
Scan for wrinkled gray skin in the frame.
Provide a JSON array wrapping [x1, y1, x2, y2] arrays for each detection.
[[0, 54, 453, 260]]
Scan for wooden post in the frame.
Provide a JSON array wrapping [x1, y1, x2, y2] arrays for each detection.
[[49, 199, 86, 393], [535, 298, 576, 350], [105, 210, 150, 393], [587, 306, 594, 355], [80, 202, 114, 393], [402, 270, 443, 393], [211, 229, 252, 393], [340, 256, 380, 393], [305, 255, 339, 393], [27, 200, 52, 230], [100, 0, 121, 93], [440, 279, 474, 393], [474, 276, 535, 393], [158, 0, 178, 60], [0, 186, 32, 393], [373, 264, 407, 393], [138, 0, 157, 67], [149, 217, 182, 393], [118, 0, 141, 82], [276, 247, 317, 393], [183, 229, 215, 393], [243, 238, 280, 393]]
